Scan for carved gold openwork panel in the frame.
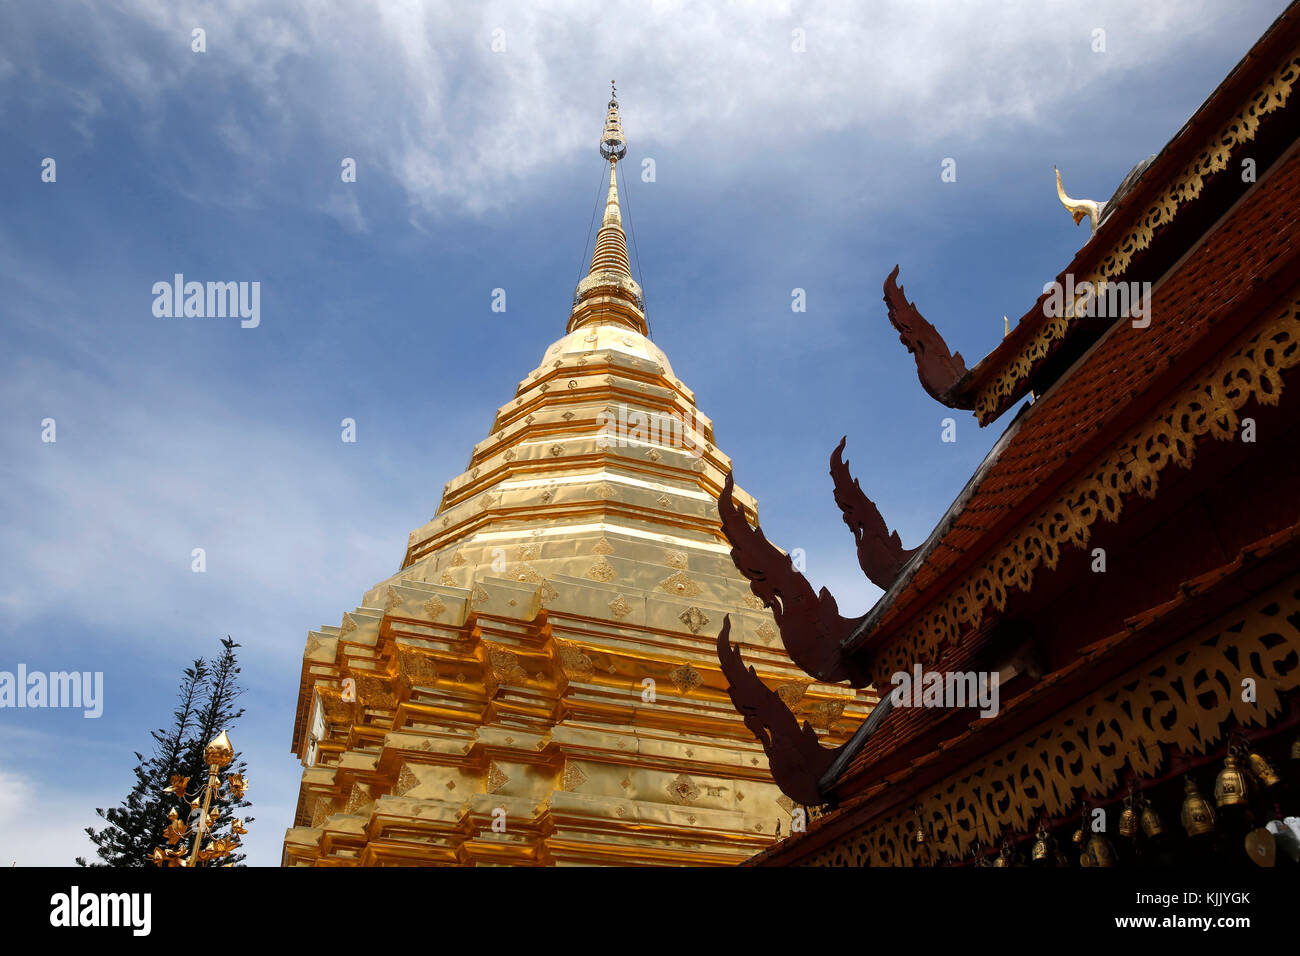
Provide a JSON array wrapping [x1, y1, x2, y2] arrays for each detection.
[[871, 290, 1300, 689], [974, 46, 1300, 422], [807, 574, 1300, 865]]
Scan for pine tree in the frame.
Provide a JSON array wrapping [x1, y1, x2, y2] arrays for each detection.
[[180, 637, 253, 866], [78, 636, 255, 866], [77, 658, 209, 867]]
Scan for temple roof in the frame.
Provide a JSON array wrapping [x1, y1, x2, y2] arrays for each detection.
[[744, 517, 1300, 866], [844, 123, 1300, 670], [937, 4, 1300, 424], [711, 4, 1300, 822]]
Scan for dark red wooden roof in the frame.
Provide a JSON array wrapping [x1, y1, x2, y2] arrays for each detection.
[[951, 4, 1300, 422], [747, 518, 1300, 865], [846, 145, 1300, 666]]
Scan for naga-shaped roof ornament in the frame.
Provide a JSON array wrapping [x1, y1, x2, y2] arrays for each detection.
[[717, 472, 871, 686], [883, 265, 971, 407], [716, 617, 845, 805], [831, 438, 916, 589], [716, 451, 911, 804]]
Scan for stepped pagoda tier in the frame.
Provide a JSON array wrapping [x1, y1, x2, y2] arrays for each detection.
[[283, 87, 875, 866]]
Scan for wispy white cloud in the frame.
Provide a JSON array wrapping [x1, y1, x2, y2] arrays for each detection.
[[6, 0, 1236, 216], [0, 757, 102, 866], [0, 356, 410, 666]]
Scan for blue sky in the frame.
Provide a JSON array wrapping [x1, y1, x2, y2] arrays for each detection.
[[0, 0, 1289, 866]]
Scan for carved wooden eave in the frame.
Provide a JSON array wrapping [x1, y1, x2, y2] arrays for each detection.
[[948, 13, 1300, 426], [839, 408, 1028, 659], [716, 617, 844, 805], [882, 266, 971, 409], [830, 437, 917, 589], [713, 425, 1028, 805], [714, 445, 924, 803], [716, 472, 871, 688]]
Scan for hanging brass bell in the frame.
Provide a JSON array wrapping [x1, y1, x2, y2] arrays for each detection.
[[1119, 800, 1139, 839], [912, 805, 927, 846], [1181, 776, 1216, 836], [1085, 833, 1118, 867], [1073, 825, 1087, 847], [993, 844, 1012, 867], [1140, 799, 1165, 838], [1214, 752, 1251, 808], [1291, 735, 1300, 761], [1031, 827, 1050, 863], [1245, 750, 1282, 790]]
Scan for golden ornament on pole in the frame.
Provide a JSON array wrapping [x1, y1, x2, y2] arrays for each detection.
[[204, 730, 234, 769], [151, 729, 248, 867]]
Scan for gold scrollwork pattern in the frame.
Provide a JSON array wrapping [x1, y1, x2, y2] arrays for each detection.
[[806, 574, 1300, 865], [974, 46, 1300, 422], [872, 290, 1300, 689]]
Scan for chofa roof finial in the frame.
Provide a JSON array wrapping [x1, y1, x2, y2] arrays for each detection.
[[1055, 166, 1103, 234]]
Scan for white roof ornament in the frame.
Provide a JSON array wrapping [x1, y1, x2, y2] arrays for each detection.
[[1055, 166, 1103, 234]]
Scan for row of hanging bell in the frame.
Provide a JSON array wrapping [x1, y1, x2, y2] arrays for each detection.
[[964, 736, 1293, 866], [1117, 791, 1165, 839], [1180, 740, 1287, 836]]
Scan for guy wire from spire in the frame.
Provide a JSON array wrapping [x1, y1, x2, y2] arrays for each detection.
[[616, 153, 652, 339], [577, 162, 607, 284]]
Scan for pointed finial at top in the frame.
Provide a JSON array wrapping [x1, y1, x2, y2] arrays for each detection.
[[569, 84, 644, 336], [600, 80, 627, 162]]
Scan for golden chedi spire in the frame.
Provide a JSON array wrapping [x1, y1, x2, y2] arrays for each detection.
[[569, 82, 647, 336], [282, 83, 876, 868]]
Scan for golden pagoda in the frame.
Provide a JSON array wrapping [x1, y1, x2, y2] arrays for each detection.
[[283, 85, 875, 866]]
